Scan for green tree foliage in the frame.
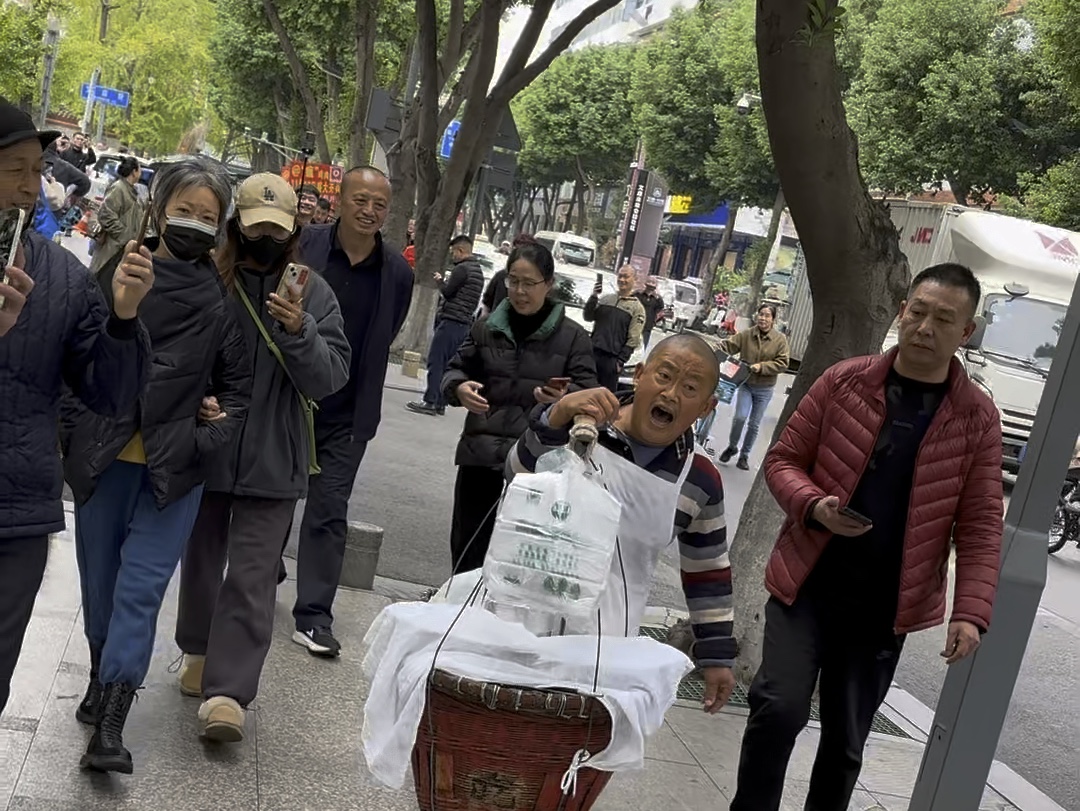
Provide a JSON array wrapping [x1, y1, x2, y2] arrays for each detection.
[[846, 0, 1080, 204], [514, 45, 637, 189], [1032, 0, 1080, 104], [0, 1, 58, 107], [1002, 157, 1080, 231], [50, 0, 215, 154], [630, 0, 777, 211]]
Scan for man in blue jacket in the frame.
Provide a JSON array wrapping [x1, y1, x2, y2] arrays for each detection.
[[290, 166, 414, 657], [0, 98, 153, 713]]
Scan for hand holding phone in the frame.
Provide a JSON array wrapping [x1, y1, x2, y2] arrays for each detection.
[[811, 496, 873, 537], [268, 264, 309, 335], [535, 376, 572, 405], [593, 273, 603, 296], [274, 263, 310, 302]]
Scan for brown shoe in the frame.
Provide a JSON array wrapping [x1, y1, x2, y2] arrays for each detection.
[[198, 696, 245, 743], [178, 654, 205, 697]]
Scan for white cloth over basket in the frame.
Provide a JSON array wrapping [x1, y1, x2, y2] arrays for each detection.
[[361, 602, 693, 789]]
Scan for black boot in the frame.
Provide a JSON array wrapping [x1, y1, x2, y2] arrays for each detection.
[[80, 683, 136, 774], [75, 647, 104, 725]]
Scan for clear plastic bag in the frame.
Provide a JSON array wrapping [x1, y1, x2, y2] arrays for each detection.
[[483, 448, 621, 618]]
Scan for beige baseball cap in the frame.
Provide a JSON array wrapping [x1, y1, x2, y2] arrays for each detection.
[[236, 173, 298, 231]]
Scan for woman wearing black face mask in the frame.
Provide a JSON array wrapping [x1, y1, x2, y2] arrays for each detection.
[[172, 173, 350, 744], [59, 156, 252, 775]]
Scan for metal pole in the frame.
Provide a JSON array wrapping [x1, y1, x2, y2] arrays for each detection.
[[404, 38, 420, 106], [909, 273, 1080, 809], [81, 67, 100, 134], [38, 18, 61, 129], [95, 102, 106, 145]]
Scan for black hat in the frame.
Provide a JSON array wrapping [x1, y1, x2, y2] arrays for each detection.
[[0, 96, 61, 152]]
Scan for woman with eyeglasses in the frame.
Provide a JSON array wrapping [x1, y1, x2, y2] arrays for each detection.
[[442, 241, 599, 573], [173, 173, 350, 744]]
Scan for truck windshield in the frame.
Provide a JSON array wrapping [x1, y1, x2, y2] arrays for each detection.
[[674, 285, 698, 305], [982, 294, 1065, 371]]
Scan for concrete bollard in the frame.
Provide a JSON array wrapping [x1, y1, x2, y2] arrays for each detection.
[[401, 351, 422, 378], [339, 521, 384, 591]]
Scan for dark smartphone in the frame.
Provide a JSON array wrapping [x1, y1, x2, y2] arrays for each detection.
[[133, 202, 154, 250], [595, 273, 603, 286], [545, 377, 571, 390], [839, 506, 873, 527]]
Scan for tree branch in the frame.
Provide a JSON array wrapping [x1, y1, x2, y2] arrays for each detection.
[[492, 0, 622, 104], [261, 0, 331, 162], [438, 0, 467, 83], [438, 48, 481, 134]]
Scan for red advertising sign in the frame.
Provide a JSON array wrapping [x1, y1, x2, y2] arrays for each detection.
[[280, 160, 344, 209]]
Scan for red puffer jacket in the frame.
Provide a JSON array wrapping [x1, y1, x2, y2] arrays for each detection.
[[763, 348, 1004, 634]]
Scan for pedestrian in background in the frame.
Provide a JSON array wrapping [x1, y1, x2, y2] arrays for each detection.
[[290, 166, 413, 657], [313, 197, 332, 224], [635, 276, 666, 351], [407, 234, 484, 417], [62, 157, 251, 775], [0, 99, 152, 717], [90, 156, 145, 277], [584, 264, 646, 392], [174, 174, 349, 743], [730, 263, 1004, 811], [296, 184, 319, 226], [442, 240, 597, 572], [716, 303, 790, 470]]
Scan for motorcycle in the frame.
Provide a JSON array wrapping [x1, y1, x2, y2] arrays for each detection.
[[1049, 469, 1080, 554]]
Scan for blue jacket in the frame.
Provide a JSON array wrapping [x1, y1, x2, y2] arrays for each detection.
[[299, 225, 414, 441], [0, 231, 151, 539], [33, 189, 60, 240]]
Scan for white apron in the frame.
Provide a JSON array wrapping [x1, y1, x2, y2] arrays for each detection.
[[564, 442, 694, 638]]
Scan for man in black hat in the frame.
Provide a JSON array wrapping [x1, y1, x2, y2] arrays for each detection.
[[0, 97, 154, 714]]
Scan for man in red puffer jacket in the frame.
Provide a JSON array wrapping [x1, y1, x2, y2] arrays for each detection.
[[730, 263, 1004, 811]]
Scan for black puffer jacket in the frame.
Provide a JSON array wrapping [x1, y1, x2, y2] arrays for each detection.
[[61, 256, 252, 508], [442, 300, 598, 468], [436, 256, 485, 325]]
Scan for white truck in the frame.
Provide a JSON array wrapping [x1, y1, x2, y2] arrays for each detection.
[[532, 230, 598, 271], [785, 200, 1080, 477]]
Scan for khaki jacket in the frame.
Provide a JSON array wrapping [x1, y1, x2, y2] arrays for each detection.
[[90, 180, 144, 276], [720, 327, 790, 387]]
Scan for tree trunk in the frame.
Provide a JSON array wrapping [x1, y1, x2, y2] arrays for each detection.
[[261, 0, 332, 163], [730, 0, 909, 685], [348, 0, 380, 167], [702, 203, 738, 307]]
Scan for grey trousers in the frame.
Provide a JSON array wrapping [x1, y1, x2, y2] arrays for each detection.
[[176, 491, 297, 706]]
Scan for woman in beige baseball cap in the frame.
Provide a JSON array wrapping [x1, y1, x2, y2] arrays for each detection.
[[173, 173, 351, 744]]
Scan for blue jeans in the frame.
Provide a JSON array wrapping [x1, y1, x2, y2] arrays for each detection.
[[728, 383, 774, 458], [75, 460, 204, 686], [424, 319, 471, 408]]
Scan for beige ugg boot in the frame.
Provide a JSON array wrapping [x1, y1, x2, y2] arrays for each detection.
[[198, 696, 245, 743], [178, 654, 205, 697]]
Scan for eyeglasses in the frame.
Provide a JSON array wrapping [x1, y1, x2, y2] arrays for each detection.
[[506, 276, 545, 291]]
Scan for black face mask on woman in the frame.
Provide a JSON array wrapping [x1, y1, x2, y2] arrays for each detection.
[[239, 233, 290, 267], [161, 217, 218, 262]]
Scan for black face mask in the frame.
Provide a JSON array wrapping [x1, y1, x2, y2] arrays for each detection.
[[162, 217, 217, 262], [240, 233, 289, 267]]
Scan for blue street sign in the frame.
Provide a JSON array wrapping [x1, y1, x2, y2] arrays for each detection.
[[80, 83, 130, 109], [439, 120, 461, 160]]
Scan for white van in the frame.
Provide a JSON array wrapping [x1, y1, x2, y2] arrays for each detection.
[[533, 231, 598, 270]]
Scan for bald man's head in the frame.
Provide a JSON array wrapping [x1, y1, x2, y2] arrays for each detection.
[[339, 166, 391, 238], [628, 333, 721, 446], [649, 334, 721, 391]]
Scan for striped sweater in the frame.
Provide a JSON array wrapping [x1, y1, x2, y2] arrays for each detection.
[[506, 401, 736, 669]]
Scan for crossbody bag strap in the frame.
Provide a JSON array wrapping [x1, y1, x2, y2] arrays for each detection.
[[235, 284, 322, 474]]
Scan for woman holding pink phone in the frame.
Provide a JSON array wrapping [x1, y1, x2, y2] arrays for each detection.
[[441, 241, 599, 573], [171, 173, 350, 745]]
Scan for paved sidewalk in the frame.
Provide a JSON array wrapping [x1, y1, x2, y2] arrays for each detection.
[[0, 514, 1035, 810]]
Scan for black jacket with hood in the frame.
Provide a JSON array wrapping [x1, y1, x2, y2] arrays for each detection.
[[206, 263, 351, 500], [61, 255, 252, 507], [442, 299, 598, 468]]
